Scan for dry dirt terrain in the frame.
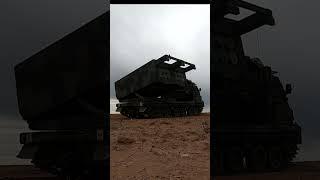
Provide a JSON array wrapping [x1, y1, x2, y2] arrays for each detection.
[[110, 113, 211, 180]]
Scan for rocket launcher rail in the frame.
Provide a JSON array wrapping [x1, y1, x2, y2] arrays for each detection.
[[154, 55, 196, 73], [14, 12, 108, 130], [213, 0, 275, 35]]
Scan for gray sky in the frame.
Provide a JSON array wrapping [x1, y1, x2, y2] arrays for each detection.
[[0, 0, 107, 165], [238, 0, 320, 161], [0, 0, 107, 119], [110, 4, 210, 113]]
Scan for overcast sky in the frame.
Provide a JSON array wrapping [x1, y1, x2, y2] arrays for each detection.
[[0, 0, 107, 165], [110, 4, 210, 113], [0, 1, 107, 119]]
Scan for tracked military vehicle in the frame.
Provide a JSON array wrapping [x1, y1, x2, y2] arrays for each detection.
[[115, 55, 204, 118], [14, 11, 109, 179], [213, 0, 301, 174]]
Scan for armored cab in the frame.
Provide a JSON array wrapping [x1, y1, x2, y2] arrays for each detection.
[[115, 55, 204, 118], [15, 12, 109, 179], [213, 0, 301, 174]]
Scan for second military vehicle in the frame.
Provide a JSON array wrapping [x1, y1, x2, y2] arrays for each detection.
[[213, 0, 301, 174], [115, 55, 204, 118]]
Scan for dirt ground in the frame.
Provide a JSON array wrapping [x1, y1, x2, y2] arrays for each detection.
[[110, 113, 210, 180]]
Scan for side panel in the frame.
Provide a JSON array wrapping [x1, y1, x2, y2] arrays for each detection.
[[15, 12, 108, 129], [115, 61, 156, 100], [115, 61, 186, 100]]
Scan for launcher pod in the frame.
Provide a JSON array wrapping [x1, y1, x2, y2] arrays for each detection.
[[14, 12, 109, 179]]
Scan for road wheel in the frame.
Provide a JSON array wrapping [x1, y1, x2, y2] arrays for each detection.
[[247, 145, 267, 172], [226, 147, 244, 172], [146, 108, 156, 118], [163, 108, 171, 118], [187, 107, 195, 116], [268, 147, 283, 171], [213, 150, 225, 175], [180, 107, 186, 116], [287, 144, 298, 162], [173, 108, 180, 117], [194, 106, 202, 115]]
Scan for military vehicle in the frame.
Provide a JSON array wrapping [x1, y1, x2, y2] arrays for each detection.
[[14, 11, 109, 179], [212, 0, 302, 174], [115, 55, 204, 118]]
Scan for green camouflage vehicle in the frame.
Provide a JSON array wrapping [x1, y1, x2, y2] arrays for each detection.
[[115, 55, 204, 118]]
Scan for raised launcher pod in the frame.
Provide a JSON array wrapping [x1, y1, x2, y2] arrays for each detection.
[[14, 12, 109, 179], [14, 13, 108, 130], [213, 0, 301, 174], [115, 55, 204, 118]]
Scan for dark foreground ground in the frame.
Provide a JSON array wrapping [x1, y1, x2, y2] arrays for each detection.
[[2, 162, 320, 179], [215, 161, 320, 180], [0, 165, 58, 180]]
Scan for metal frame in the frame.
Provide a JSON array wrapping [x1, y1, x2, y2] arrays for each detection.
[[213, 0, 275, 35], [156, 54, 196, 73]]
